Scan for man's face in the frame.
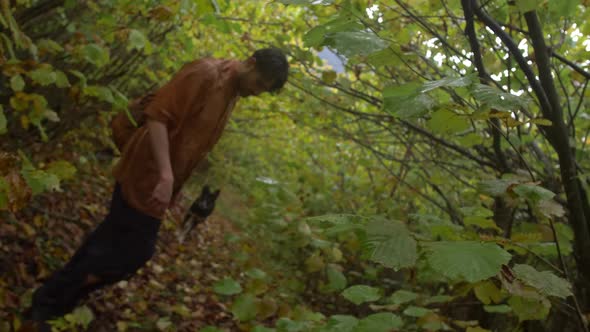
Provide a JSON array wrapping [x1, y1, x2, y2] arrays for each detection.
[[239, 60, 275, 97]]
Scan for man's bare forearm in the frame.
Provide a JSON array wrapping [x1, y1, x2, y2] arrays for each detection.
[[146, 119, 173, 180]]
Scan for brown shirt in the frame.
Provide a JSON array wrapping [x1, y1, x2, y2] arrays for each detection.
[[112, 58, 240, 219]]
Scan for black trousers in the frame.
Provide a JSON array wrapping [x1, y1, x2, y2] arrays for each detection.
[[30, 183, 161, 322]]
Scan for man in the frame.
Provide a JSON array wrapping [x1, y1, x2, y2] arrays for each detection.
[[27, 47, 289, 330]]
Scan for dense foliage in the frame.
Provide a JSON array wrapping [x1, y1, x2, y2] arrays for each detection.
[[1, 0, 589, 331]]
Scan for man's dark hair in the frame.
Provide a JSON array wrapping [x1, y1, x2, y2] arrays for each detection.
[[252, 47, 289, 93]]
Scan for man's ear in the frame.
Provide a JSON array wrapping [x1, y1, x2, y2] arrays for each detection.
[[246, 57, 256, 70]]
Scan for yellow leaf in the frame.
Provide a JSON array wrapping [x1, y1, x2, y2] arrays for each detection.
[[150, 5, 174, 21], [172, 304, 191, 318], [117, 321, 128, 332], [257, 297, 278, 320], [489, 110, 511, 118], [322, 70, 337, 84], [34, 215, 44, 227], [10, 93, 29, 111], [305, 252, 325, 273], [503, 117, 523, 128], [137, 300, 148, 311], [331, 247, 343, 262], [511, 232, 543, 243], [417, 312, 444, 328], [20, 115, 29, 130], [452, 320, 479, 328], [12, 316, 21, 331], [474, 281, 504, 304], [570, 70, 585, 83], [246, 278, 268, 295], [530, 118, 552, 126], [21, 222, 36, 237]]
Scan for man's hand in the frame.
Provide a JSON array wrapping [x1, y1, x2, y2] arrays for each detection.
[[168, 191, 183, 210], [149, 173, 174, 212]]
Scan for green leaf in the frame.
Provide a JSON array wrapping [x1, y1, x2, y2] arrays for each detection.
[[156, 317, 173, 331], [83, 44, 110, 67], [201, 13, 233, 33], [484, 304, 512, 313], [246, 268, 268, 280], [326, 264, 347, 291], [46, 160, 76, 180], [21, 167, 60, 194], [477, 178, 518, 196], [303, 15, 363, 48], [29, 67, 56, 86], [456, 132, 484, 147], [84, 86, 114, 103], [515, 0, 543, 13], [306, 214, 357, 224], [71, 306, 94, 328], [355, 313, 403, 332], [513, 184, 555, 203], [277, 0, 311, 4], [387, 290, 418, 305], [383, 82, 422, 100], [427, 109, 471, 135], [508, 295, 550, 321], [55, 70, 70, 88], [213, 277, 243, 296], [128, 29, 148, 51], [10, 74, 25, 91], [471, 84, 530, 111], [513, 264, 572, 299], [275, 318, 309, 331], [461, 206, 493, 218], [111, 87, 130, 110], [424, 295, 453, 304], [231, 294, 258, 321], [199, 327, 224, 332], [0, 106, 6, 135], [554, 223, 574, 256], [326, 31, 388, 57], [549, 0, 579, 16], [421, 75, 475, 93], [365, 218, 417, 270], [251, 326, 276, 332], [538, 199, 565, 218], [69, 70, 87, 89], [195, 0, 217, 14], [382, 83, 436, 118], [37, 39, 64, 54], [278, 0, 334, 4], [341, 285, 382, 305], [306, 214, 365, 231], [322, 315, 359, 332], [424, 241, 512, 282], [366, 48, 399, 67], [402, 306, 431, 317], [461, 206, 500, 230]]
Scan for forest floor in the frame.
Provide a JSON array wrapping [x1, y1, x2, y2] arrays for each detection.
[[1, 160, 250, 332]]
